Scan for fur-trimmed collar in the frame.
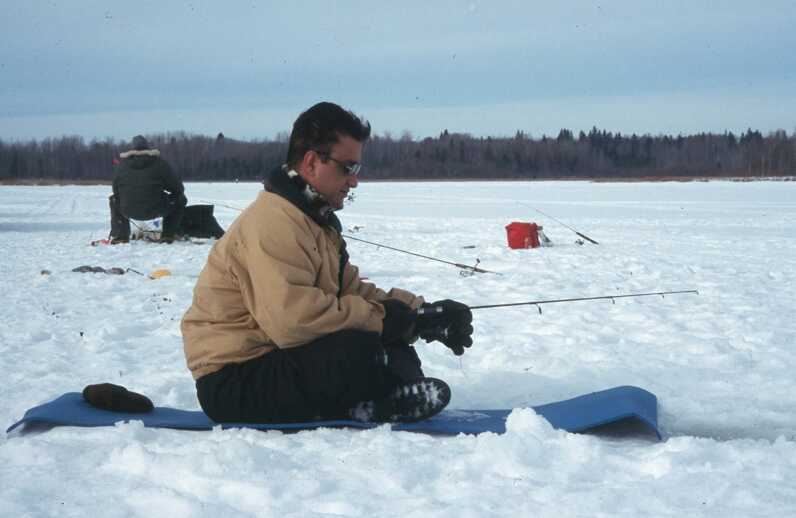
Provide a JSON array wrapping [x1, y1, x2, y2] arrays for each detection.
[[264, 165, 341, 232], [119, 149, 160, 159], [286, 169, 336, 219]]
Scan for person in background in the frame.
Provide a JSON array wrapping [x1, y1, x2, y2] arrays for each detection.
[[109, 135, 186, 244], [181, 102, 473, 424]]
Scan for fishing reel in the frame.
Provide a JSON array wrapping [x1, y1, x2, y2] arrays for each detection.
[[459, 259, 482, 277]]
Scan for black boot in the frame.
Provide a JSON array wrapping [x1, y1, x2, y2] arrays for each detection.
[[349, 377, 451, 423], [108, 195, 130, 242]]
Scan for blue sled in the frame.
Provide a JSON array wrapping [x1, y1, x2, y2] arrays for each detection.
[[7, 385, 660, 439]]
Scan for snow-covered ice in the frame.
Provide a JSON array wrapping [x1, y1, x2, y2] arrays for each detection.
[[1, 180, 795, 516]]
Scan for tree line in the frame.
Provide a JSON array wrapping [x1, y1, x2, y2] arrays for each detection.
[[1, 127, 794, 182]]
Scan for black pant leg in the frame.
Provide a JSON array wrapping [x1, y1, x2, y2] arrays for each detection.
[[196, 346, 309, 423], [161, 193, 186, 237], [287, 330, 397, 418], [196, 330, 396, 423], [384, 344, 424, 382], [109, 195, 130, 240]]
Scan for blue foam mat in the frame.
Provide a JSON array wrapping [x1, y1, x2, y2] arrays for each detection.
[[6, 385, 660, 439]]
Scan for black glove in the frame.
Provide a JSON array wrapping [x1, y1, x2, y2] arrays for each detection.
[[381, 299, 417, 346], [82, 383, 154, 413], [415, 299, 473, 356]]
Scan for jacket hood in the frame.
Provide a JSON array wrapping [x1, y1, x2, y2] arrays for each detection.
[[119, 149, 160, 169], [119, 148, 160, 159]]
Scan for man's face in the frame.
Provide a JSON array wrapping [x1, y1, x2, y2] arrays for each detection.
[[303, 134, 361, 210]]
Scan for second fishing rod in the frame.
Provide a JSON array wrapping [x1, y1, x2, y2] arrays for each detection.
[[413, 289, 699, 339], [516, 202, 599, 244], [417, 290, 699, 315]]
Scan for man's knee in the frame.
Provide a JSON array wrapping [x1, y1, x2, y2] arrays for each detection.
[[291, 329, 385, 374], [313, 329, 382, 358]]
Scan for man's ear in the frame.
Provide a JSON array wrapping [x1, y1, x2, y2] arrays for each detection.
[[298, 150, 319, 181]]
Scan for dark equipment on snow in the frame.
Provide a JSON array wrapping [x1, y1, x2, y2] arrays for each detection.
[[179, 204, 225, 239], [343, 234, 498, 275], [72, 265, 143, 275]]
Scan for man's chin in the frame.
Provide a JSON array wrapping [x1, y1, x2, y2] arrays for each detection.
[[334, 194, 348, 209]]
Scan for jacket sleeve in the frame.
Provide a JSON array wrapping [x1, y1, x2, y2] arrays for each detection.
[[234, 209, 385, 348], [340, 261, 425, 309], [111, 169, 120, 197], [159, 160, 185, 195]]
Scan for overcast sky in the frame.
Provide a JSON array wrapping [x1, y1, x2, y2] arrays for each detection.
[[1, 1, 794, 142]]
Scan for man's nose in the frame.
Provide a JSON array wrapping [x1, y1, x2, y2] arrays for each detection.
[[348, 174, 359, 188]]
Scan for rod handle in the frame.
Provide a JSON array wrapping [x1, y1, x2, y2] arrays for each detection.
[[416, 306, 444, 315], [576, 232, 599, 245]]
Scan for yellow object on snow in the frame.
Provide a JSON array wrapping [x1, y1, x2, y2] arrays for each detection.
[[149, 269, 172, 280]]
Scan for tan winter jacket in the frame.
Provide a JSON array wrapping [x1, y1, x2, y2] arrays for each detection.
[[182, 190, 423, 380]]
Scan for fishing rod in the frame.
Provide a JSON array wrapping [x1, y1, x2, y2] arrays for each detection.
[[343, 234, 498, 275], [196, 198, 495, 275], [417, 290, 699, 315], [520, 204, 599, 244]]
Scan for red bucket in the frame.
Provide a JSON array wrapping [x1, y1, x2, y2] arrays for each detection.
[[505, 222, 540, 249]]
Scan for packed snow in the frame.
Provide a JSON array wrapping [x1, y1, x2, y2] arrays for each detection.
[[1, 180, 795, 517]]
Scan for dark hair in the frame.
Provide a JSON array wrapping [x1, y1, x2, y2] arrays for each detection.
[[286, 102, 371, 169]]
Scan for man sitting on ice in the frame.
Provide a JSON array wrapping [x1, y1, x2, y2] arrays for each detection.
[[181, 102, 474, 424], [109, 135, 186, 244]]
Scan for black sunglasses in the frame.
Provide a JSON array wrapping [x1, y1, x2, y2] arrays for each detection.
[[314, 151, 362, 177]]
